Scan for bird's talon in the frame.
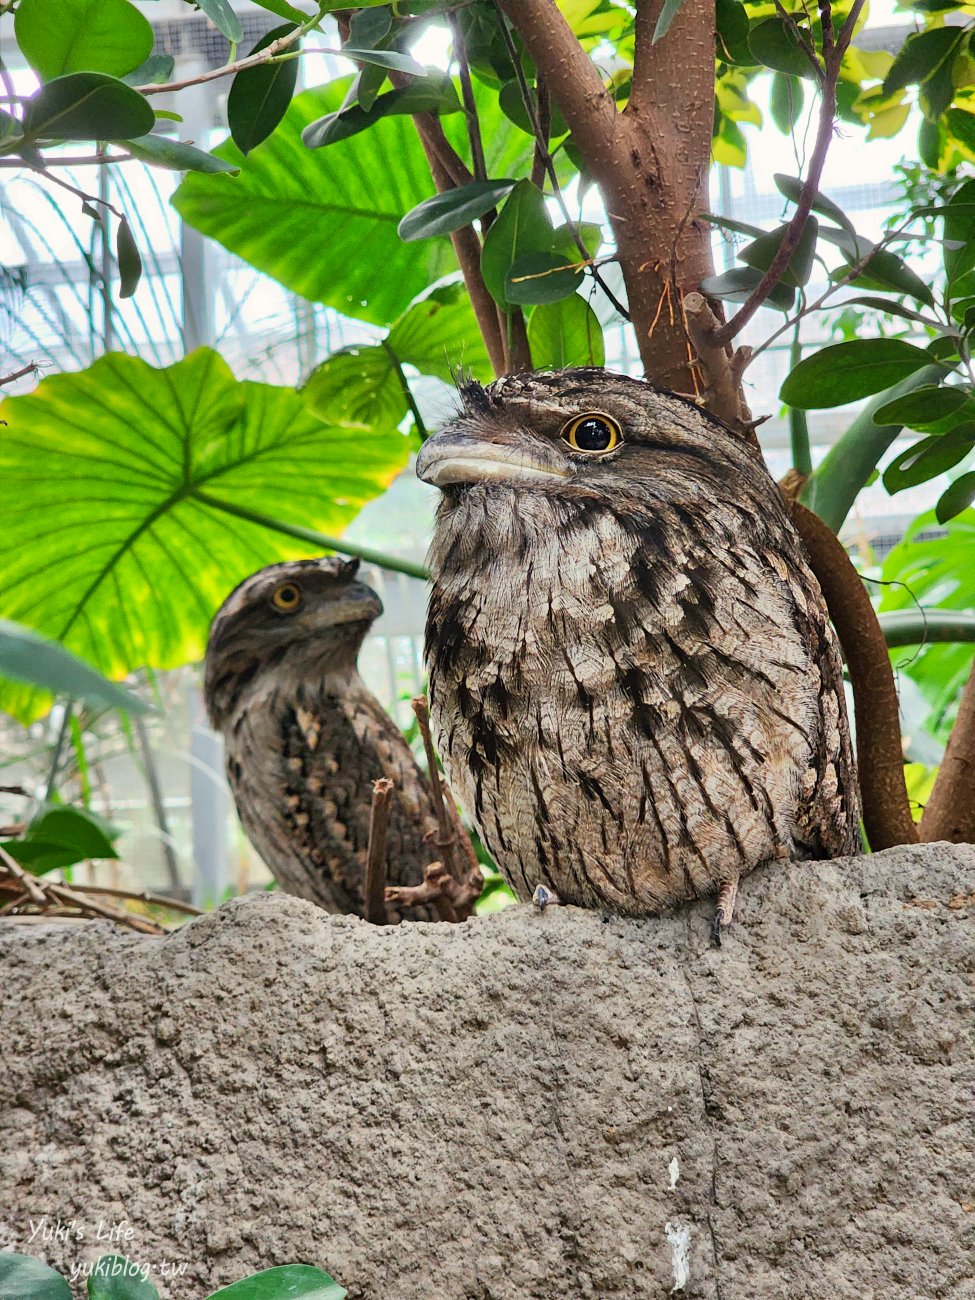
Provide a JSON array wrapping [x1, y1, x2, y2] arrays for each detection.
[[711, 907, 724, 947], [532, 885, 561, 913]]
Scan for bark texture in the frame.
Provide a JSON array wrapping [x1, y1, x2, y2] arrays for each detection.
[[2, 844, 974, 1299]]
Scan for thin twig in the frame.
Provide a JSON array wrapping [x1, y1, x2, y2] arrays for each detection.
[[135, 15, 320, 96], [45, 881, 166, 934], [0, 362, 38, 387], [364, 778, 393, 925], [449, 11, 489, 185], [412, 696, 458, 878], [0, 844, 47, 904], [60, 882, 203, 916]]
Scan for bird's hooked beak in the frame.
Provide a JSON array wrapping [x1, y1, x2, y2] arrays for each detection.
[[416, 428, 571, 489]]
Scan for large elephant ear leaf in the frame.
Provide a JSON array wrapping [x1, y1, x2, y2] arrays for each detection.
[[0, 349, 409, 722]]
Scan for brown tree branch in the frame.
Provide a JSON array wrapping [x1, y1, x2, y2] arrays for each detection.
[[713, 0, 866, 346], [788, 502, 918, 850], [919, 663, 975, 844], [364, 778, 393, 925], [0, 362, 38, 388]]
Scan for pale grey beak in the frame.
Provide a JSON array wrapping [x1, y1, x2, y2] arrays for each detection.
[[416, 430, 571, 489]]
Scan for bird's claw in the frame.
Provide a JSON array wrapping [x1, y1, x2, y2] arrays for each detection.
[[532, 885, 561, 913]]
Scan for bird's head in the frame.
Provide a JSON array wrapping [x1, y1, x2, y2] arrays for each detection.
[[203, 557, 382, 729], [416, 368, 763, 515]]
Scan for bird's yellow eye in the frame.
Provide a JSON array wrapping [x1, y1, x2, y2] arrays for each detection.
[[271, 582, 302, 612], [561, 413, 622, 455]]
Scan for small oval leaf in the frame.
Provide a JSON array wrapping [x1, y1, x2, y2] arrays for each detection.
[[116, 216, 142, 299], [781, 338, 938, 409], [23, 72, 155, 142], [936, 471, 975, 523], [873, 385, 969, 428], [398, 179, 517, 241], [228, 24, 301, 155]]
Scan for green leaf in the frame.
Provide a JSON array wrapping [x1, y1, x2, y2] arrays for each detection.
[[126, 133, 240, 173], [506, 252, 583, 304], [748, 17, 816, 78], [123, 54, 175, 86], [196, 0, 243, 44], [830, 295, 941, 328], [799, 364, 946, 530], [937, 471, 975, 522], [699, 266, 796, 310], [398, 180, 517, 241], [0, 1255, 72, 1300], [873, 385, 968, 428], [3, 804, 121, 874], [848, 248, 935, 306], [87, 1256, 160, 1300], [882, 26, 961, 96], [527, 295, 605, 368], [738, 216, 818, 286], [302, 76, 462, 148], [116, 217, 141, 299], [653, 0, 689, 43], [879, 609, 975, 647], [700, 212, 765, 240], [715, 0, 752, 65], [173, 81, 457, 326], [228, 25, 301, 155], [207, 1265, 346, 1300], [0, 619, 150, 713], [781, 338, 936, 408], [498, 81, 568, 138], [770, 73, 804, 133], [386, 282, 492, 381], [946, 108, 975, 153], [773, 173, 856, 236], [23, 72, 155, 142], [252, 0, 317, 21], [883, 424, 975, 494], [303, 345, 407, 430], [340, 48, 426, 77], [0, 350, 409, 723], [945, 178, 975, 287], [15, 0, 153, 80], [480, 179, 555, 306]]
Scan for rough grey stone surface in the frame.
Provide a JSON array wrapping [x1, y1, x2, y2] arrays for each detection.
[[1, 844, 973, 1300]]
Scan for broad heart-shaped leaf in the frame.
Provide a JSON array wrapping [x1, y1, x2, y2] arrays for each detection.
[[174, 77, 541, 326], [303, 345, 407, 430], [527, 294, 605, 368], [23, 72, 155, 142], [228, 24, 301, 155], [0, 619, 150, 714], [86, 1254, 160, 1300], [15, 0, 153, 80], [873, 384, 969, 428], [399, 179, 517, 241], [3, 804, 121, 876], [0, 350, 408, 723], [386, 282, 492, 381], [780, 338, 937, 409], [207, 1265, 346, 1299], [173, 81, 455, 326], [0, 1254, 72, 1300]]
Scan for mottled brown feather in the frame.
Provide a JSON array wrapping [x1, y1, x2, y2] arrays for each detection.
[[419, 369, 860, 916]]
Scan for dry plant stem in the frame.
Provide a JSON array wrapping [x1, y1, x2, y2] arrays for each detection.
[[0, 844, 46, 904], [920, 663, 975, 843], [411, 696, 484, 890], [364, 778, 393, 926], [788, 503, 917, 850], [683, 292, 756, 436], [0, 362, 38, 387], [46, 881, 166, 934], [62, 882, 203, 916]]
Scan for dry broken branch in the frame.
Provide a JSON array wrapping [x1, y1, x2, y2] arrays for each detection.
[[365, 778, 394, 925]]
